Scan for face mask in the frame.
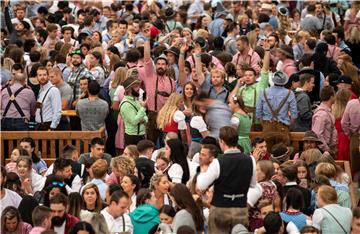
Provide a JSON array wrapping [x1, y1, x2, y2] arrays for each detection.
[[131, 89, 140, 97], [52, 215, 66, 227]]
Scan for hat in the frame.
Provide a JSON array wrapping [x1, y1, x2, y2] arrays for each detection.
[[277, 4, 289, 16], [337, 75, 352, 85], [225, 13, 234, 21], [302, 131, 322, 143], [69, 49, 84, 59], [122, 77, 141, 90], [194, 37, 207, 49], [277, 45, 294, 59], [270, 143, 294, 162], [165, 47, 180, 57], [231, 224, 249, 234], [165, 8, 176, 19], [261, 3, 273, 11], [272, 71, 289, 86], [155, 54, 168, 64], [215, 2, 228, 18]]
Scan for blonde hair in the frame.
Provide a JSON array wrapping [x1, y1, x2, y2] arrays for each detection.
[[300, 149, 322, 165], [89, 213, 110, 234], [111, 156, 136, 177], [196, 29, 209, 39], [237, 14, 249, 25], [318, 185, 337, 205], [332, 89, 351, 119], [91, 159, 108, 179], [347, 26, 360, 44], [315, 162, 337, 179], [111, 67, 128, 89], [149, 173, 168, 190], [157, 93, 183, 130]]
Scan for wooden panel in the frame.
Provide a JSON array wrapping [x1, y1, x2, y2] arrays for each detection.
[[83, 140, 89, 153], [50, 140, 56, 159], [1, 131, 103, 165], [59, 140, 64, 156]]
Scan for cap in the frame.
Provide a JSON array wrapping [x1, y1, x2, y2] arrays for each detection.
[[122, 77, 141, 90], [338, 75, 352, 85], [272, 71, 289, 86]]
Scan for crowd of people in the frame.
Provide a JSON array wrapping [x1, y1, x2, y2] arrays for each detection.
[[1, 0, 360, 234]]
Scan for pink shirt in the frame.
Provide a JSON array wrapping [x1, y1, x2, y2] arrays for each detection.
[[106, 172, 119, 185], [281, 59, 298, 77], [142, 58, 175, 112], [187, 55, 224, 70], [327, 45, 341, 61], [312, 103, 338, 152], [341, 98, 360, 136], [232, 49, 261, 74]]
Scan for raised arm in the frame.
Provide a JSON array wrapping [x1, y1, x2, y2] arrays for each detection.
[[4, 1, 14, 34], [178, 43, 189, 87], [193, 46, 205, 86]]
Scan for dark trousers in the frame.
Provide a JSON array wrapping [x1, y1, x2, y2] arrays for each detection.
[[1, 118, 28, 131], [36, 121, 52, 131], [124, 133, 144, 146]]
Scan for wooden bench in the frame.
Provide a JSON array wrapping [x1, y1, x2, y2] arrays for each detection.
[[1, 131, 104, 166]]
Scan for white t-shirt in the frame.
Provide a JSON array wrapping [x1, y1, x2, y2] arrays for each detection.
[[101, 208, 133, 234], [1, 189, 22, 212], [190, 116, 207, 132]]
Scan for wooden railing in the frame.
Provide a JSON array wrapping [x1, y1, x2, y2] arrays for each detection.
[[250, 132, 305, 152], [1, 131, 104, 166]]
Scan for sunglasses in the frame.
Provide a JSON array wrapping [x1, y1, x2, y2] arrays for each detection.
[[52, 181, 65, 187]]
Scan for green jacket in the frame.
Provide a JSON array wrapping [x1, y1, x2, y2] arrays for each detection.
[[120, 96, 147, 135], [129, 204, 160, 234]]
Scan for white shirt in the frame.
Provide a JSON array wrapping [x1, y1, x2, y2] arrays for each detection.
[[197, 149, 257, 191], [247, 183, 263, 207], [173, 110, 187, 130], [130, 193, 137, 212], [190, 116, 207, 132], [35, 82, 62, 129], [168, 163, 183, 184], [101, 208, 133, 234], [54, 220, 66, 234], [30, 171, 46, 193], [1, 189, 22, 212]]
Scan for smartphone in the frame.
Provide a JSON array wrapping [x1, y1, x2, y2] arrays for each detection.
[[143, 91, 147, 100]]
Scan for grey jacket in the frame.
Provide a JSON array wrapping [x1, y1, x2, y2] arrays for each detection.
[[293, 89, 313, 132]]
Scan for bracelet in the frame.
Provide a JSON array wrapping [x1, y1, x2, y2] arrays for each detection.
[[180, 52, 185, 56], [265, 49, 270, 51], [195, 54, 201, 58], [144, 38, 150, 42]]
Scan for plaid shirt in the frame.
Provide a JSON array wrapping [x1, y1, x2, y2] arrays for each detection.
[[67, 64, 94, 100]]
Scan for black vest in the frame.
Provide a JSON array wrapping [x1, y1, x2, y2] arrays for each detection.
[[212, 152, 253, 208], [71, 161, 83, 178], [190, 125, 203, 141], [64, 173, 77, 188]]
